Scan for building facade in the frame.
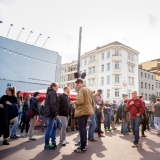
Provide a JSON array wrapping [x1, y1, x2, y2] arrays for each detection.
[[0, 36, 61, 96], [60, 41, 139, 101], [139, 59, 160, 81], [139, 68, 160, 100]]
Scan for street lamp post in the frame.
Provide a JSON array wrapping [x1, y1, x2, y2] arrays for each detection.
[[6, 24, 13, 38], [17, 27, 25, 40], [26, 31, 33, 43], [34, 33, 42, 45], [42, 36, 50, 48]]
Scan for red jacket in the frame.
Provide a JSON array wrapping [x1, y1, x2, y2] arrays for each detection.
[[126, 98, 144, 120]]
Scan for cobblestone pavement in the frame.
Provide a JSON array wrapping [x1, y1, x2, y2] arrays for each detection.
[[0, 124, 160, 160]]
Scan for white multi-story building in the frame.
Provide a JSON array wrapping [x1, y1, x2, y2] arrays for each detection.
[[60, 41, 139, 101]]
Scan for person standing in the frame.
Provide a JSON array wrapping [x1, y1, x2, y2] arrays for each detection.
[[88, 91, 97, 141], [59, 87, 70, 146], [139, 95, 147, 138], [28, 92, 40, 141], [94, 89, 105, 137], [104, 100, 112, 131], [20, 94, 31, 137], [71, 79, 95, 153], [126, 90, 144, 146], [40, 100, 46, 132], [122, 98, 129, 135], [43, 83, 59, 150], [0, 87, 17, 145], [153, 98, 160, 136], [111, 100, 118, 130], [17, 91, 23, 127]]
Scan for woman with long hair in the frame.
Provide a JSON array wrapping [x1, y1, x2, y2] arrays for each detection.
[[17, 91, 23, 126], [20, 94, 31, 137], [0, 87, 17, 145]]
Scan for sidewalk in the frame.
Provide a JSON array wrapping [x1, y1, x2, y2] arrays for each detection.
[[0, 125, 160, 160]]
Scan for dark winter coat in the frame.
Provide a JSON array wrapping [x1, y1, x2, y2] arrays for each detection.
[[30, 97, 40, 116], [43, 88, 59, 118]]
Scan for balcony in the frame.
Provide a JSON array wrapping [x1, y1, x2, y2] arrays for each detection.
[[112, 54, 122, 61], [127, 58, 135, 65]]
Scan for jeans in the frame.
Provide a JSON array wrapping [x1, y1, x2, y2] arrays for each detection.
[[41, 116, 45, 130], [154, 117, 160, 133], [122, 118, 128, 134], [77, 115, 88, 149], [45, 117, 57, 146], [150, 115, 155, 127], [18, 112, 22, 124], [88, 114, 96, 138], [95, 111, 102, 135], [59, 116, 68, 143], [130, 116, 140, 144], [104, 114, 111, 129], [10, 118, 18, 136], [21, 115, 30, 133], [28, 116, 37, 139]]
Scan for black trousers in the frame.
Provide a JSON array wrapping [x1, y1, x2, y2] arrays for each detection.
[[95, 111, 102, 135], [77, 115, 88, 149], [21, 115, 30, 133]]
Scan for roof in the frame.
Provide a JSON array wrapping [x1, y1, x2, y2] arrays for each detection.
[[95, 41, 139, 53]]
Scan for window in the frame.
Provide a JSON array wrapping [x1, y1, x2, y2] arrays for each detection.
[[148, 74, 150, 79], [107, 75, 110, 85], [115, 50, 119, 56], [72, 84, 75, 89], [149, 84, 150, 89], [107, 51, 110, 58], [131, 66, 134, 73], [107, 63, 110, 71], [101, 77, 104, 85], [159, 83, 160, 89], [145, 94, 147, 100], [115, 75, 119, 83], [90, 57, 92, 63], [141, 82, 143, 88], [93, 56, 95, 62], [157, 92, 158, 97], [152, 75, 153, 80], [149, 94, 150, 98], [128, 66, 130, 72], [145, 83, 147, 89], [84, 60, 87, 66], [152, 85, 154, 90], [89, 68, 92, 74], [107, 89, 110, 98], [145, 73, 146, 78], [115, 61, 119, 69], [141, 72, 143, 77], [128, 53, 131, 60], [102, 53, 104, 60], [132, 78, 134, 85], [115, 89, 119, 97], [156, 82, 158, 88], [92, 78, 95, 85], [101, 65, 104, 72], [93, 67, 95, 73]]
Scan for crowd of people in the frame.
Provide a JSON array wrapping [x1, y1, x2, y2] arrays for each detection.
[[0, 79, 160, 153]]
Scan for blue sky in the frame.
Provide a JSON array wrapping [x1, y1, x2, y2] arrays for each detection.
[[0, 0, 160, 64]]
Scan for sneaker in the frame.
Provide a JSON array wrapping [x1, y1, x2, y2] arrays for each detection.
[[20, 133, 24, 137], [108, 128, 112, 131], [100, 130, 104, 134], [2, 141, 10, 145], [14, 135, 19, 138], [105, 128, 108, 131], [44, 145, 55, 150], [74, 147, 86, 153], [10, 135, 17, 139], [142, 135, 147, 137], [50, 143, 57, 148], [89, 137, 97, 142], [29, 138, 36, 141], [98, 134, 105, 137], [62, 141, 66, 146]]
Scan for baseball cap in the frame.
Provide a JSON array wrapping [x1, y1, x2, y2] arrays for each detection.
[[97, 89, 102, 94]]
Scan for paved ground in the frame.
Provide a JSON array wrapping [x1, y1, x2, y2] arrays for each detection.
[[0, 124, 160, 160]]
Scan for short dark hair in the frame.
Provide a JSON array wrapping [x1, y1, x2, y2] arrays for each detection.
[[157, 98, 160, 102], [139, 95, 143, 99], [33, 92, 40, 97], [64, 87, 69, 91], [75, 79, 83, 84]]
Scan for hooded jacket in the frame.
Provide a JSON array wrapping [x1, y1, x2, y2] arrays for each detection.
[[43, 88, 59, 118], [30, 97, 40, 115]]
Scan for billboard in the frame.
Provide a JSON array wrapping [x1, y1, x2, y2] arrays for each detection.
[[0, 36, 61, 85]]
